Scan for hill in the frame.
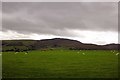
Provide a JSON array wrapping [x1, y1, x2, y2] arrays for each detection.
[[1, 38, 120, 52]]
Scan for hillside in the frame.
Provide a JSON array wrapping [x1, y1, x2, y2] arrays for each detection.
[[1, 38, 120, 52]]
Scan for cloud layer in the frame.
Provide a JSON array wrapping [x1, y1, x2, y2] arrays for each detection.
[[3, 2, 118, 33], [1, 2, 118, 44], [2, 0, 119, 2]]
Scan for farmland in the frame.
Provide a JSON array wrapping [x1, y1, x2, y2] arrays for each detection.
[[2, 50, 118, 78]]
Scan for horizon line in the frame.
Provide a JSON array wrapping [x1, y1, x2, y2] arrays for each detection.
[[0, 38, 119, 46]]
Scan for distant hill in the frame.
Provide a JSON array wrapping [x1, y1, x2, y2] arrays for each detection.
[[1, 38, 120, 52]]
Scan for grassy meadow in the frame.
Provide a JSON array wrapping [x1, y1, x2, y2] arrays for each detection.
[[2, 50, 119, 78]]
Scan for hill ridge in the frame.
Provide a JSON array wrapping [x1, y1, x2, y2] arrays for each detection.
[[1, 38, 120, 51]]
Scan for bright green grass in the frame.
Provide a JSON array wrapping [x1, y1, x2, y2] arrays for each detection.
[[2, 50, 118, 78]]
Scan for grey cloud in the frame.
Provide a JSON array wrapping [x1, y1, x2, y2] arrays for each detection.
[[2, 2, 118, 37], [2, 0, 119, 2]]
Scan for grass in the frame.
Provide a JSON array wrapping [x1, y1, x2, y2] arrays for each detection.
[[2, 50, 118, 78]]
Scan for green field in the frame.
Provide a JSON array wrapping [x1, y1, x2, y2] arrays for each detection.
[[2, 50, 118, 78]]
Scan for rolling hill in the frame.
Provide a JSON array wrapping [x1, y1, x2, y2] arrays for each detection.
[[1, 38, 120, 52]]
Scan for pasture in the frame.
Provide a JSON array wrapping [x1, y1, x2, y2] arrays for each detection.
[[2, 50, 118, 78]]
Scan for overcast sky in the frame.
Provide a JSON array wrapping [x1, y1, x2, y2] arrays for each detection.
[[1, 2, 119, 45]]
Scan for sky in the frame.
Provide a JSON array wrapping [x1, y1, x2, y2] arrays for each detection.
[[1, 1, 119, 45]]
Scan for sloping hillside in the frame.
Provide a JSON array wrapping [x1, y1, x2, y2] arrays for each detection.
[[1, 38, 120, 52]]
